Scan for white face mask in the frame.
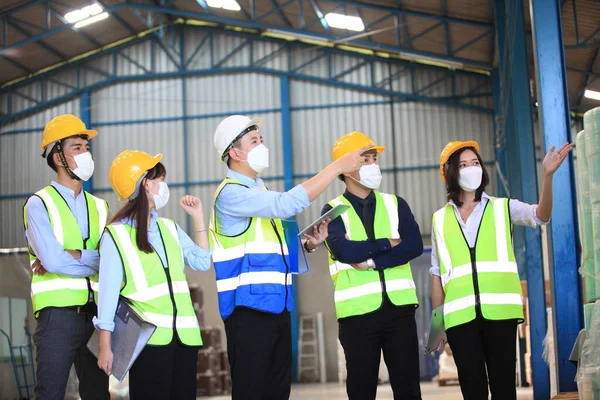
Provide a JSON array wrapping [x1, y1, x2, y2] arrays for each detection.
[[241, 144, 269, 174], [150, 181, 170, 210], [458, 166, 483, 192], [352, 164, 382, 189], [71, 152, 95, 181]]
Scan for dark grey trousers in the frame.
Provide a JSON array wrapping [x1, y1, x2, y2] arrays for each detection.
[[33, 307, 109, 400]]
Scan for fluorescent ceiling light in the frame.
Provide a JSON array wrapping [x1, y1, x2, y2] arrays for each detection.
[[74, 12, 109, 28], [65, 3, 103, 23], [324, 13, 365, 32], [584, 89, 600, 101], [206, 0, 241, 11]]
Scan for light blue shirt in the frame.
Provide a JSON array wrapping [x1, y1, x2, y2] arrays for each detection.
[[215, 169, 311, 236], [93, 210, 212, 331], [24, 181, 101, 277]]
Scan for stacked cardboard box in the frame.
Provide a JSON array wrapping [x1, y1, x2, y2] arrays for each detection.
[[196, 347, 232, 395], [190, 285, 232, 396], [190, 285, 205, 327]]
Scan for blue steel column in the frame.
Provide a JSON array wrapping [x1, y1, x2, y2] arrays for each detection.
[[180, 27, 192, 233], [492, 69, 507, 199], [280, 75, 299, 381], [80, 90, 92, 193], [509, 0, 548, 396], [529, 0, 582, 392], [496, 0, 550, 397]]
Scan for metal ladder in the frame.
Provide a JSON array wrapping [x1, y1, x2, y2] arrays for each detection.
[[297, 314, 320, 382], [1, 328, 36, 400]]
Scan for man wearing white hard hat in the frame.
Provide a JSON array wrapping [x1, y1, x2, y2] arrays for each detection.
[[210, 115, 369, 399]]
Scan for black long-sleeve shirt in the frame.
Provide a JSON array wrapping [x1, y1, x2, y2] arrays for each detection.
[[322, 190, 424, 270]]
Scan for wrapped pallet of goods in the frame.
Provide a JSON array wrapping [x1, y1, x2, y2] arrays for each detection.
[[583, 107, 600, 298], [576, 129, 596, 302]]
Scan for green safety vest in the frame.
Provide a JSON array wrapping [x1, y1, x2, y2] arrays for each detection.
[[432, 197, 524, 330], [24, 186, 108, 316], [106, 218, 202, 346], [326, 192, 418, 319]]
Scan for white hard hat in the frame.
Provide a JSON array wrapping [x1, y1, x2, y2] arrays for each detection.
[[213, 115, 265, 163]]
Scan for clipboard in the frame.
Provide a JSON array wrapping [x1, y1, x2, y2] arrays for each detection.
[[424, 305, 446, 354], [297, 204, 350, 237], [87, 299, 156, 382]]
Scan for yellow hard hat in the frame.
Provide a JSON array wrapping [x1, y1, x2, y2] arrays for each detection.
[[109, 150, 163, 201], [332, 131, 386, 161], [41, 114, 98, 153], [439, 140, 480, 183]]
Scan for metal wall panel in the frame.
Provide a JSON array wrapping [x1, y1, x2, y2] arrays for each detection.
[[154, 39, 180, 74], [290, 80, 387, 107], [290, 47, 331, 80], [393, 102, 495, 166], [185, 74, 280, 115], [10, 84, 41, 116], [0, 99, 80, 134], [330, 53, 372, 86], [252, 40, 288, 71], [0, 199, 28, 248], [92, 80, 183, 122], [0, 133, 55, 196], [0, 100, 81, 209], [47, 70, 80, 102], [92, 121, 185, 190], [291, 102, 393, 174], [213, 35, 249, 68], [116, 42, 151, 76], [85, 54, 113, 86], [183, 30, 212, 71]]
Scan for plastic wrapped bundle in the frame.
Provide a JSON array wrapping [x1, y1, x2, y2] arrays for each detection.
[[576, 301, 600, 399], [584, 106, 600, 298], [587, 303, 596, 328], [576, 130, 596, 301]]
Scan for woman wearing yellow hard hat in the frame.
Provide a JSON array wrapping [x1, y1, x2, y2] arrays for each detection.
[[93, 150, 212, 399], [430, 140, 572, 399]]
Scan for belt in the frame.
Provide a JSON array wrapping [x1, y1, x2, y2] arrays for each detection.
[[59, 303, 97, 315]]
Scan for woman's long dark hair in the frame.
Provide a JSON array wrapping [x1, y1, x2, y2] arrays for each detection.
[[444, 147, 489, 207], [110, 162, 166, 253]]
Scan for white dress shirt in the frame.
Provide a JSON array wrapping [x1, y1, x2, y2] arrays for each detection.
[[430, 192, 549, 276]]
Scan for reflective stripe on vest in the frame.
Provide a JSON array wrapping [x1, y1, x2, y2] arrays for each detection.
[[432, 197, 524, 330], [24, 186, 108, 315], [209, 178, 293, 320], [107, 218, 202, 346], [326, 192, 418, 319]]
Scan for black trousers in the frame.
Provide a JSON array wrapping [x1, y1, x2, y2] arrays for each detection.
[[338, 300, 422, 400], [33, 307, 109, 400], [224, 307, 291, 400], [129, 337, 199, 400], [445, 317, 518, 400]]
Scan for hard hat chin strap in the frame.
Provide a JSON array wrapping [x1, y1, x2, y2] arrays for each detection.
[[54, 142, 80, 181]]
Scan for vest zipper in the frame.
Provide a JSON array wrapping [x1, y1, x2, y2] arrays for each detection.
[[378, 270, 388, 300], [150, 239, 178, 332], [270, 220, 290, 311], [454, 201, 489, 317], [469, 248, 481, 313]]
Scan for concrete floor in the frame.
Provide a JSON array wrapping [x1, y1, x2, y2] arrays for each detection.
[[200, 381, 534, 399]]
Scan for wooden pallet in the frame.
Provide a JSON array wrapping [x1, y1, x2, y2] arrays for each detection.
[[438, 377, 460, 387], [551, 393, 579, 399]]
